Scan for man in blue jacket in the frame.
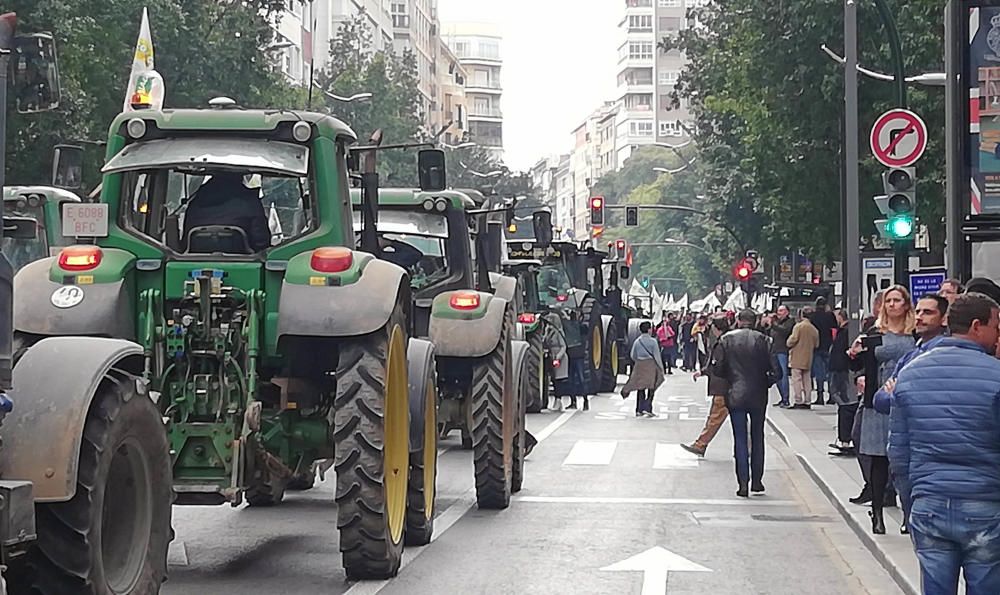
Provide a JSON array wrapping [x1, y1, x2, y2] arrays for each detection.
[[889, 293, 1000, 595]]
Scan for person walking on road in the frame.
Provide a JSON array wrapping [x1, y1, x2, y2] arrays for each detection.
[[787, 307, 819, 409], [710, 309, 780, 497], [621, 321, 665, 418], [681, 316, 732, 457], [850, 284, 914, 535], [889, 292, 1000, 594], [811, 297, 838, 405], [680, 313, 697, 372], [657, 313, 678, 375], [766, 305, 795, 407]]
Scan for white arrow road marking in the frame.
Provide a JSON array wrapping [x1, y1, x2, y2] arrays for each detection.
[[562, 440, 618, 466], [167, 540, 188, 567], [601, 546, 711, 595], [653, 443, 700, 469]]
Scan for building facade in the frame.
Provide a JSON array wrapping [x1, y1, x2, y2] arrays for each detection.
[[442, 23, 504, 159], [434, 38, 468, 144], [391, 0, 439, 131], [614, 0, 694, 165]]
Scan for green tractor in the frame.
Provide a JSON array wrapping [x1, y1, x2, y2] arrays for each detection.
[[3, 186, 81, 272], [9, 103, 442, 586], [349, 186, 530, 508]]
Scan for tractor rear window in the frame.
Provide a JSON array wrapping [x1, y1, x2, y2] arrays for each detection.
[[538, 264, 573, 307], [352, 211, 450, 289], [122, 169, 313, 254], [2, 202, 47, 272]]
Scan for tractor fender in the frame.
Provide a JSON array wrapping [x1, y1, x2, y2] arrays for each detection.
[[488, 272, 518, 305], [13, 258, 135, 340], [277, 259, 408, 338], [429, 295, 509, 358], [0, 336, 144, 502], [406, 337, 436, 453]]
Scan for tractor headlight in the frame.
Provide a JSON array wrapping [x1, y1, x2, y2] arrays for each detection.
[[126, 118, 147, 139], [435, 198, 448, 212], [422, 199, 435, 211], [292, 121, 312, 143]]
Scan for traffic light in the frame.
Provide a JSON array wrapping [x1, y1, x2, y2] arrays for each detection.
[[880, 167, 916, 240], [614, 238, 627, 260], [589, 196, 605, 226], [625, 206, 639, 227], [734, 259, 752, 282], [640, 275, 650, 289]]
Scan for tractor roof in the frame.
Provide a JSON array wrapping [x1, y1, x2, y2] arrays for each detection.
[[5, 186, 82, 203], [349, 188, 477, 210], [108, 109, 357, 143]]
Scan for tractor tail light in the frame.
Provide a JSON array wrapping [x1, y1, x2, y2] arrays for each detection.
[[449, 292, 481, 310], [518, 313, 537, 324], [311, 247, 354, 273], [58, 246, 103, 271], [556, 294, 568, 302], [552, 359, 561, 368]]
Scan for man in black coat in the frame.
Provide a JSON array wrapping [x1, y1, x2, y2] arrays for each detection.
[[810, 296, 838, 405], [184, 172, 271, 252], [711, 309, 780, 497]]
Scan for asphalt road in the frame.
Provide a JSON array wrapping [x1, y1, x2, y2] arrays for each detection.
[[164, 374, 903, 595]]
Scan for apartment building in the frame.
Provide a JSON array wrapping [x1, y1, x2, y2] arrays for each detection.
[[615, 0, 695, 165], [391, 0, 439, 129], [553, 155, 574, 240], [271, 0, 313, 84], [434, 39, 468, 144], [317, 0, 395, 63], [442, 23, 504, 159]]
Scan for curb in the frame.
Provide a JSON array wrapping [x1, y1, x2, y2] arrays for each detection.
[[767, 409, 920, 595]]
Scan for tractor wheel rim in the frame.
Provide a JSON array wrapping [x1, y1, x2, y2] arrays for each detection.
[[102, 437, 152, 594], [385, 324, 408, 544], [591, 327, 602, 370], [423, 380, 436, 518]]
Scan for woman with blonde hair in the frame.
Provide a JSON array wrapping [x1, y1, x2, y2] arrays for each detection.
[[849, 284, 915, 534]]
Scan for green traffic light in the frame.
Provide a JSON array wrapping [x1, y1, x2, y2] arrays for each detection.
[[888, 215, 914, 239]]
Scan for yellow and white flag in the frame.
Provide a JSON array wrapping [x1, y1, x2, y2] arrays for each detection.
[[123, 8, 162, 111]]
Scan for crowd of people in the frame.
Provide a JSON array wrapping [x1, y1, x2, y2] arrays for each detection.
[[622, 276, 1000, 594]]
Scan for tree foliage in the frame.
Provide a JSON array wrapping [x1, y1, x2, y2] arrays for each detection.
[[7, 0, 299, 191], [667, 0, 947, 264]]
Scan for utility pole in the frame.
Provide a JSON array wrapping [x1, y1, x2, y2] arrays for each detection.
[[844, 0, 862, 334], [944, 0, 962, 277]]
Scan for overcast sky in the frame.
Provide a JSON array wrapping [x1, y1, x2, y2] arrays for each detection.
[[437, 0, 620, 171]]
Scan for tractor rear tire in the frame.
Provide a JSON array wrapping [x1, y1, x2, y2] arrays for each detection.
[[471, 309, 514, 510], [580, 297, 605, 395], [599, 319, 620, 393], [333, 304, 410, 580], [13, 369, 172, 594], [525, 329, 546, 413], [405, 349, 437, 546]]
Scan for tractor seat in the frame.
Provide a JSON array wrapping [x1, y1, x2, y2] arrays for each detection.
[[185, 225, 254, 255]]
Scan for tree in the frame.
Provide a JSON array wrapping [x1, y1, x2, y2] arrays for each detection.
[[7, 0, 299, 190], [666, 0, 947, 266], [318, 11, 425, 186]]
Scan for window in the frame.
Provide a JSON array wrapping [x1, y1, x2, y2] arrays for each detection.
[[626, 0, 652, 6], [453, 41, 468, 56], [478, 40, 500, 59], [659, 0, 682, 6], [659, 16, 683, 32], [660, 121, 684, 137], [629, 121, 654, 137], [628, 42, 653, 60], [628, 15, 653, 32], [659, 70, 680, 86], [624, 94, 652, 109]]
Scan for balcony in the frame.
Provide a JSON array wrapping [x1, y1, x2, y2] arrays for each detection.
[[465, 80, 502, 94], [469, 107, 503, 120]]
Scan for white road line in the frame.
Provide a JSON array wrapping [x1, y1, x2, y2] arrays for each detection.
[[562, 440, 618, 466], [653, 443, 700, 469], [167, 540, 188, 567], [345, 402, 579, 594], [513, 496, 797, 507]]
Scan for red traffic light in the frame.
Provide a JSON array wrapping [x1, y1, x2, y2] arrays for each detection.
[[737, 266, 751, 280], [734, 258, 753, 281], [590, 197, 604, 209], [615, 239, 626, 250], [812, 274, 821, 285]]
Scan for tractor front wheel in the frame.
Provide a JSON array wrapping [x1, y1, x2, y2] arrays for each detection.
[[471, 310, 514, 510], [333, 304, 410, 579], [13, 369, 172, 594]]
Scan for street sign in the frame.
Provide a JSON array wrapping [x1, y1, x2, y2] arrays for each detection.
[[870, 109, 928, 168], [862, 257, 894, 315], [909, 270, 946, 302]]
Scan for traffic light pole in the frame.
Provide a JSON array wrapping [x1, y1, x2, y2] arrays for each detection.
[[844, 0, 862, 334]]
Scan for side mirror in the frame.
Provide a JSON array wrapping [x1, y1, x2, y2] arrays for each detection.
[[12, 33, 61, 114], [532, 210, 553, 248], [418, 149, 447, 191], [51, 144, 84, 190], [3, 216, 38, 240], [619, 265, 631, 280]]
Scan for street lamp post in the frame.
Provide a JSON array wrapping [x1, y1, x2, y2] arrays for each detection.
[[311, 81, 374, 103]]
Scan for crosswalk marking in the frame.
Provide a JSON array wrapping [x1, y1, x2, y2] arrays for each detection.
[[562, 440, 618, 466], [653, 443, 700, 469]]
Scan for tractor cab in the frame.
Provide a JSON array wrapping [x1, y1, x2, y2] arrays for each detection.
[[2, 186, 80, 271]]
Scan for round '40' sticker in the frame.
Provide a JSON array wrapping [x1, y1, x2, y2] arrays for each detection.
[[51, 285, 85, 309]]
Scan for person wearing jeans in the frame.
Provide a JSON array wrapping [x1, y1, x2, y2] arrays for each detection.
[[766, 305, 795, 407], [890, 293, 1000, 593], [709, 309, 779, 497], [621, 321, 664, 418]]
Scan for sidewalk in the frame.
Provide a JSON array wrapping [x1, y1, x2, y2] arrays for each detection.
[[765, 402, 921, 595]]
